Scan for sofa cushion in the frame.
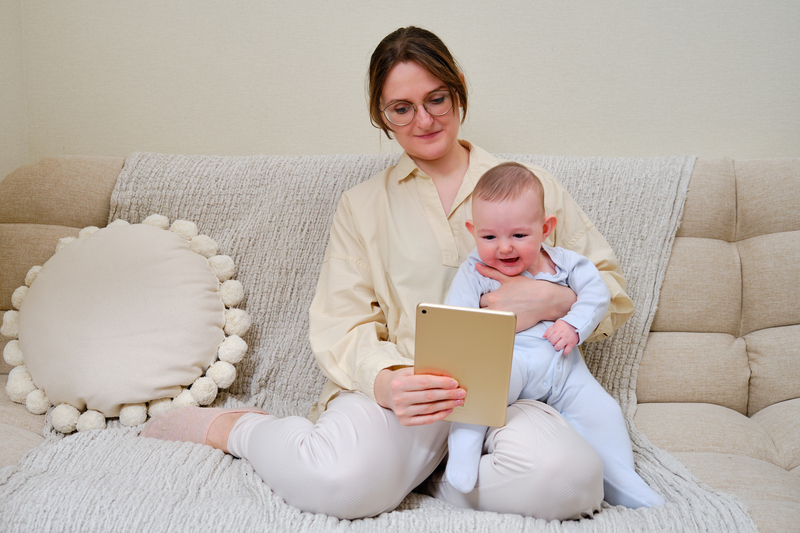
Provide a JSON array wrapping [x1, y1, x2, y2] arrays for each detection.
[[671, 452, 800, 504], [0, 374, 45, 468], [738, 232, 800, 336], [735, 158, 800, 241], [675, 158, 736, 242], [0, 156, 122, 228], [751, 398, 800, 472], [650, 237, 741, 335], [671, 451, 800, 533], [634, 403, 780, 466], [740, 500, 800, 533], [636, 332, 749, 414], [746, 326, 800, 417], [0, 374, 45, 433], [0, 423, 44, 469]]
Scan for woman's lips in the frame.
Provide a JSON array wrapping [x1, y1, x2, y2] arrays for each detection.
[[415, 130, 441, 140]]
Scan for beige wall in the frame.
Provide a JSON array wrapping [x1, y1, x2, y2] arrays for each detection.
[[1, 0, 28, 180], [3, 1, 799, 178]]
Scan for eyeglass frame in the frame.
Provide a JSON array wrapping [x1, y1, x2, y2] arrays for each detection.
[[380, 89, 455, 127]]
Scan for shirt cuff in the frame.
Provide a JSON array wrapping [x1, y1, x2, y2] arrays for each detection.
[[357, 354, 414, 403]]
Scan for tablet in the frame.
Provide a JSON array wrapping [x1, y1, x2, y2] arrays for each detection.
[[414, 303, 516, 427]]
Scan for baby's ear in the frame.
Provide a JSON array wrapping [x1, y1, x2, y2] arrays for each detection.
[[542, 215, 557, 240], [465, 219, 475, 237]]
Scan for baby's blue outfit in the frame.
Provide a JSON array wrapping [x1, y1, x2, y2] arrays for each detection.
[[444, 246, 664, 508]]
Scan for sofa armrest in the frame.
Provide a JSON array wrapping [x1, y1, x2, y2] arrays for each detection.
[[0, 156, 123, 228]]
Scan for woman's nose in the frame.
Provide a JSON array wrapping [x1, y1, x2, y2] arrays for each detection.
[[414, 104, 434, 127]]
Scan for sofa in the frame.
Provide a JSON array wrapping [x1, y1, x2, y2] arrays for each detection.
[[0, 154, 797, 532]]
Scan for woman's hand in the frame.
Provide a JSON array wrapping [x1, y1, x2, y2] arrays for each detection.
[[476, 262, 577, 332], [374, 367, 466, 426]]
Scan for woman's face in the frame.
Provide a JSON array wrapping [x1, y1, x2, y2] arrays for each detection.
[[380, 61, 462, 165]]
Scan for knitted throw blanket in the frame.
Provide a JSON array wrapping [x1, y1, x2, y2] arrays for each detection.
[[0, 153, 756, 532]]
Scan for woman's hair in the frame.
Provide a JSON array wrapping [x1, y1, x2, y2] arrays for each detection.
[[368, 26, 468, 138], [473, 162, 546, 216]]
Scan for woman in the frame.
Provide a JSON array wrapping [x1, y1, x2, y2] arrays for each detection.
[[142, 26, 633, 521]]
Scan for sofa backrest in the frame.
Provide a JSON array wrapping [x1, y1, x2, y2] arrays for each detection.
[[637, 158, 800, 416]]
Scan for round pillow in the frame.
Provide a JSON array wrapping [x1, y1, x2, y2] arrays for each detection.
[[2, 216, 251, 433]]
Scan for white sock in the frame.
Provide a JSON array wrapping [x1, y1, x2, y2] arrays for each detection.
[[445, 422, 487, 493]]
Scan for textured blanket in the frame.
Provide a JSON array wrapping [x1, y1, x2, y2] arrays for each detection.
[[0, 153, 756, 532]]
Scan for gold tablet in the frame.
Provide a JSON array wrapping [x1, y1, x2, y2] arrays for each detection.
[[414, 303, 516, 427]]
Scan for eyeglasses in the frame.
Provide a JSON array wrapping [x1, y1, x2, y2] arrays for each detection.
[[381, 90, 454, 127]]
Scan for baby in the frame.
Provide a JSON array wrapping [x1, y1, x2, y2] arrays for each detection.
[[443, 162, 663, 509]]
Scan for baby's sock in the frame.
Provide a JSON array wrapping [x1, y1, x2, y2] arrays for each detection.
[[445, 422, 487, 493]]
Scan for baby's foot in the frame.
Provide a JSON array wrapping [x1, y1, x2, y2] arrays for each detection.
[[445, 466, 478, 493]]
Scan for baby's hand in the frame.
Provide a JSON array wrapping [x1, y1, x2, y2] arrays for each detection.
[[543, 319, 579, 355]]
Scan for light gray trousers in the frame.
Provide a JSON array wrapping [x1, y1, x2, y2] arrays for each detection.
[[227, 391, 603, 520]]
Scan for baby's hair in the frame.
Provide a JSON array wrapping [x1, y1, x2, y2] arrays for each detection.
[[473, 162, 545, 215]]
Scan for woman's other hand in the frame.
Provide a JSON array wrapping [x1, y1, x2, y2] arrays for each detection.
[[475, 262, 577, 332], [374, 367, 466, 426]]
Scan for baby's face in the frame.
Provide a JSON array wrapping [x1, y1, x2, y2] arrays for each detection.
[[469, 190, 550, 277]]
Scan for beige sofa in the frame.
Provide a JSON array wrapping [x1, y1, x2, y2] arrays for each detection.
[[1, 156, 798, 532]]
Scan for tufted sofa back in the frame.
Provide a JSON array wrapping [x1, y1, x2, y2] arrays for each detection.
[[637, 158, 800, 418]]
